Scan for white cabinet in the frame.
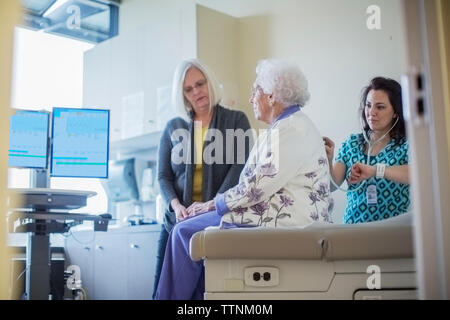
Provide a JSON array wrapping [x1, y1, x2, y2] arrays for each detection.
[[126, 232, 159, 300], [65, 224, 161, 300], [82, 40, 122, 142], [83, 24, 183, 145], [93, 232, 128, 300], [109, 28, 149, 142], [65, 231, 95, 298]]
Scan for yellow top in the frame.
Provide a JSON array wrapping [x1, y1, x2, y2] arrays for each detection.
[[192, 126, 208, 202]]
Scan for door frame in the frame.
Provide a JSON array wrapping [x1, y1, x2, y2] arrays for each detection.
[[401, 0, 450, 299]]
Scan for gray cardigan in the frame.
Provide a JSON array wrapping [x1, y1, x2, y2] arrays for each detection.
[[157, 105, 252, 231]]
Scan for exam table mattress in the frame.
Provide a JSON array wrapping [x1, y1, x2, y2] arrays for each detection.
[[190, 213, 416, 299]]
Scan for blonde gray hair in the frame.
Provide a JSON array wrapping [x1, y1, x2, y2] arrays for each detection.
[[172, 59, 222, 120]]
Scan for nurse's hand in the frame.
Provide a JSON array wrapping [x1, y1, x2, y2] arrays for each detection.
[[348, 163, 376, 184], [322, 136, 335, 164]]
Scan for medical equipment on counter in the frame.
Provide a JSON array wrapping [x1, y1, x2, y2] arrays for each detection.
[[7, 188, 111, 300]]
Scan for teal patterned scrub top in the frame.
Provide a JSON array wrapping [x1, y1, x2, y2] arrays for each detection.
[[335, 134, 410, 224]]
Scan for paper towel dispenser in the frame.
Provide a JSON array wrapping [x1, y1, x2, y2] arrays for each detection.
[[103, 158, 139, 202]]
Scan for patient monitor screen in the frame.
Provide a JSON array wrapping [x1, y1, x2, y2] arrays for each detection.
[[51, 108, 109, 178], [8, 110, 49, 168]]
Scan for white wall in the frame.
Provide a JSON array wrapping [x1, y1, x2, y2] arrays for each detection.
[[197, 5, 240, 109]]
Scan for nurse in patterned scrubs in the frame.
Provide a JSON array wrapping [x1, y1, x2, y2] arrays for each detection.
[[323, 77, 410, 224], [155, 59, 333, 300]]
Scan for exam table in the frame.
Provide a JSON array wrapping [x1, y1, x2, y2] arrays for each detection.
[[190, 213, 416, 300]]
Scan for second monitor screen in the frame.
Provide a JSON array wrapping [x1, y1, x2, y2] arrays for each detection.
[[51, 108, 109, 178]]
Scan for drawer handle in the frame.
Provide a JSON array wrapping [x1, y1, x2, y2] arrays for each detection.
[[130, 244, 139, 249], [96, 245, 104, 251], [83, 246, 90, 251]]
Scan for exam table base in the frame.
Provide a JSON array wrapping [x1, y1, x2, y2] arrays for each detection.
[[203, 258, 416, 300]]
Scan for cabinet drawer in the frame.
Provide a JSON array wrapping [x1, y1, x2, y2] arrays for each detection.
[[93, 233, 127, 300], [127, 232, 159, 300]]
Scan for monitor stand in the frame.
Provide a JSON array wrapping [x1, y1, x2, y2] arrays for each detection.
[[8, 169, 111, 300], [30, 168, 50, 189], [26, 169, 51, 300]]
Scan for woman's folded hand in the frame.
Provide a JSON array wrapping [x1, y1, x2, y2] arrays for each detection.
[[186, 200, 215, 218]]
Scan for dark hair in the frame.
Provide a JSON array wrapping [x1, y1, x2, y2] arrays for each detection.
[[360, 77, 406, 143]]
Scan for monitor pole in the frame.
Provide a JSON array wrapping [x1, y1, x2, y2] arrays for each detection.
[[26, 168, 51, 300]]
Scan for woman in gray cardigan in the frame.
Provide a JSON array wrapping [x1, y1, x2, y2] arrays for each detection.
[[153, 59, 252, 298]]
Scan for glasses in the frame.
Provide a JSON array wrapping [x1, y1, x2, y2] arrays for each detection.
[[183, 79, 207, 95], [250, 85, 263, 99]]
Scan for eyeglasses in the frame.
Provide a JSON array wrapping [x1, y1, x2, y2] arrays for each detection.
[[250, 85, 263, 99], [183, 79, 207, 95]]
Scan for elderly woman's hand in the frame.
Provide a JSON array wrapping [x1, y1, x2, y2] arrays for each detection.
[[186, 200, 215, 218]]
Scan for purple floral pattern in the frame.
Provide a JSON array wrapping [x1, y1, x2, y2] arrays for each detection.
[[224, 152, 286, 226], [305, 172, 317, 179], [221, 122, 333, 228], [246, 187, 264, 203], [273, 194, 293, 227], [318, 157, 328, 167], [310, 211, 319, 221], [232, 206, 247, 215], [280, 194, 293, 207], [306, 171, 331, 224], [250, 201, 270, 225], [259, 163, 277, 178]]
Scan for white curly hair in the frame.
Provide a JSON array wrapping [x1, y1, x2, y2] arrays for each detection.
[[254, 59, 310, 108]]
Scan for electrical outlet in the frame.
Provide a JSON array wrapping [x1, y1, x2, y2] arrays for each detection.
[[244, 267, 279, 287]]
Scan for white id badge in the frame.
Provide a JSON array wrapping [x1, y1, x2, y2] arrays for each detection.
[[366, 183, 377, 205]]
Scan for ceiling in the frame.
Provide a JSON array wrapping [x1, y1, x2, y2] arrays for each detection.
[[20, 0, 120, 43]]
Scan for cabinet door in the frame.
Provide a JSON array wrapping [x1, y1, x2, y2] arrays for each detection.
[[64, 231, 95, 299], [83, 40, 111, 108], [93, 232, 127, 300], [83, 40, 122, 142], [127, 231, 159, 300], [110, 29, 146, 141]]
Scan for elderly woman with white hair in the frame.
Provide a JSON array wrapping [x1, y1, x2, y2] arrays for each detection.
[[155, 59, 333, 300]]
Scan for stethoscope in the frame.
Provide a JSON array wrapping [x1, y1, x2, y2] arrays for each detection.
[[329, 116, 399, 193]]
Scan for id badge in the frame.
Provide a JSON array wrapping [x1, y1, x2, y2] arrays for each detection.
[[366, 183, 377, 205]]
